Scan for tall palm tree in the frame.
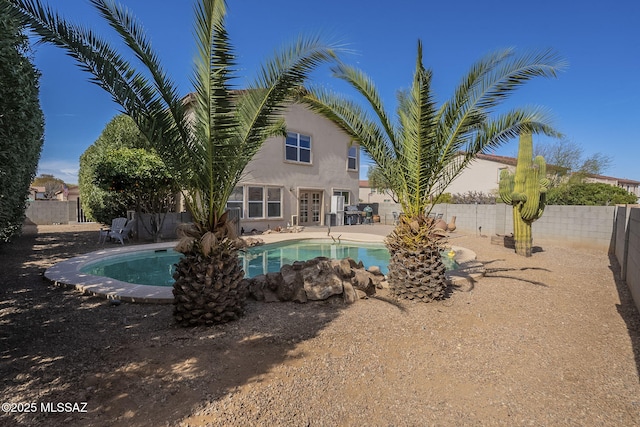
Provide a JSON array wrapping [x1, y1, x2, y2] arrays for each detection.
[[303, 41, 565, 302], [6, 0, 337, 325]]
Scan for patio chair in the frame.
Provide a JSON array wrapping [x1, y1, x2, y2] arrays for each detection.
[[98, 217, 127, 244], [108, 218, 135, 245]]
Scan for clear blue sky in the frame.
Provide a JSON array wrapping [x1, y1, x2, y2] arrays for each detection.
[[29, 0, 639, 184]]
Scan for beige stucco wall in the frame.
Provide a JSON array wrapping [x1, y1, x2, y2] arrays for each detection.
[[444, 157, 515, 196], [359, 187, 395, 204], [238, 103, 359, 230]]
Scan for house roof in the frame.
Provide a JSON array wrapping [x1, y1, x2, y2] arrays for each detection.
[[473, 152, 569, 174], [359, 180, 369, 188], [475, 153, 518, 166], [472, 153, 640, 185], [583, 173, 640, 185]]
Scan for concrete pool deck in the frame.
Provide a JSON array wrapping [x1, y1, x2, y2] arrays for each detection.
[[44, 224, 483, 303]]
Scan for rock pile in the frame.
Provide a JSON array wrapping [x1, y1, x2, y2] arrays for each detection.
[[243, 257, 386, 304]]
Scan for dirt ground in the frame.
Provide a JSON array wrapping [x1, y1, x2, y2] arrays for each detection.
[[1, 223, 639, 426]]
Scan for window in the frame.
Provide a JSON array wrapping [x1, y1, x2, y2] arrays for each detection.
[[347, 146, 358, 171], [285, 132, 311, 163], [267, 187, 282, 217], [333, 190, 350, 205], [248, 187, 264, 218], [226, 186, 244, 218], [247, 186, 282, 219]]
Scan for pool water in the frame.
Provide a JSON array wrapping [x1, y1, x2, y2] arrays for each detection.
[[80, 240, 393, 287]]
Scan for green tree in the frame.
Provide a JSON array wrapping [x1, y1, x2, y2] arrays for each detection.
[[0, 1, 44, 243], [367, 164, 399, 203], [547, 182, 637, 206], [93, 147, 178, 241], [303, 42, 565, 301], [7, 0, 336, 325], [534, 138, 612, 180], [79, 114, 150, 223]]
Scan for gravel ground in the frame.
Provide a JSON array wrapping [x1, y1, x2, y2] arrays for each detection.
[[1, 224, 639, 426]]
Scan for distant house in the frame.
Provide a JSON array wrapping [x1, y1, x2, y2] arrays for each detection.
[[359, 180, 396, 204], [446, 153, 639, 202], [582, 174, 640, 200], [443, 153, 569, 197], [225, 103, 360, 230], [358, 152, 639, 204], [28, 184, 79, 201]]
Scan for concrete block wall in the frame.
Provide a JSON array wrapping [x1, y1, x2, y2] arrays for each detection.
[[432, 204, 505, 236], [625, 209, 640, 314], [377, 203, 402, 225], [25, 201, 75, 224], [533, 205, 616, 250], [431, 203, 616, 250], [132, 212, 192, 241], [615, 206, 630, 275]]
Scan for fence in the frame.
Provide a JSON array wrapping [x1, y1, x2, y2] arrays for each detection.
[[129, 211, 193, 240], [25, 199, 90, 224], [377, 202, 617, 250], [614, 206, 640, 314]]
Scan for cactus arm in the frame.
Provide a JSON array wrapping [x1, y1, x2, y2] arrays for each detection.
[[498, 169, 514, 204]]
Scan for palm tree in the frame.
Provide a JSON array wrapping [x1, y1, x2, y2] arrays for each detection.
[[303, 41, 565, 302], [6, 0, 337, 325]]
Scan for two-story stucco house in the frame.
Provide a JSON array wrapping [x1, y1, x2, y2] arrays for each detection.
[[359, 153, 521, 203], [226, 103, 359, 230], [360, 152, 630, 204], [449, 153, 640, 202]]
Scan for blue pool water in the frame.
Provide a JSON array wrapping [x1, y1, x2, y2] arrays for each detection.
[[80, 240, 391, 287]]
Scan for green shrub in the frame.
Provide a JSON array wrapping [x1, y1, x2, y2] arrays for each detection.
[[0, 9, 44, 242], [547, 182, 638, 206]]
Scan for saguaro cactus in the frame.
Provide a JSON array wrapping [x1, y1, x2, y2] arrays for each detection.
[[499, 132, 549, 257]]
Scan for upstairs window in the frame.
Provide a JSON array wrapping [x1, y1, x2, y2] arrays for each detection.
[[285, 132, 311, 164], [347, 146, 358, 171]]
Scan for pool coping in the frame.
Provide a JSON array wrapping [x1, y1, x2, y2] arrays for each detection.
[[44, 232, 483, 304]]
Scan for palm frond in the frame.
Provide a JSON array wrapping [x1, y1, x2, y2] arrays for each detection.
[[6, 0, 194, 185], [331, 62, 398, 145], [239, 35, 338, 150], [306, 43, 565, 218], [89, 0, 190, 145]]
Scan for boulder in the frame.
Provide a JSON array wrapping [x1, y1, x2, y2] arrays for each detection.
[[351, 270, 376, 295], [355, 289, 369, 300], [245, 256, 385, 304], [302, 260, 344, 300], [262, 287, 280, 303], [277, 266, 302, 301], [265, 271, 281, 291], [343, 282, 357, 304], [336, 258, 354, 279], [247, 276, 265, 301], [367, 265, 383, 276]]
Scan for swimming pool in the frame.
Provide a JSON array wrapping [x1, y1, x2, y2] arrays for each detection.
[[45, 234, 478, 304], [80, 239, 392, 287]]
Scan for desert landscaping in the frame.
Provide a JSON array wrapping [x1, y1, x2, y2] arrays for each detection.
[[0, 223, 639, 426]]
